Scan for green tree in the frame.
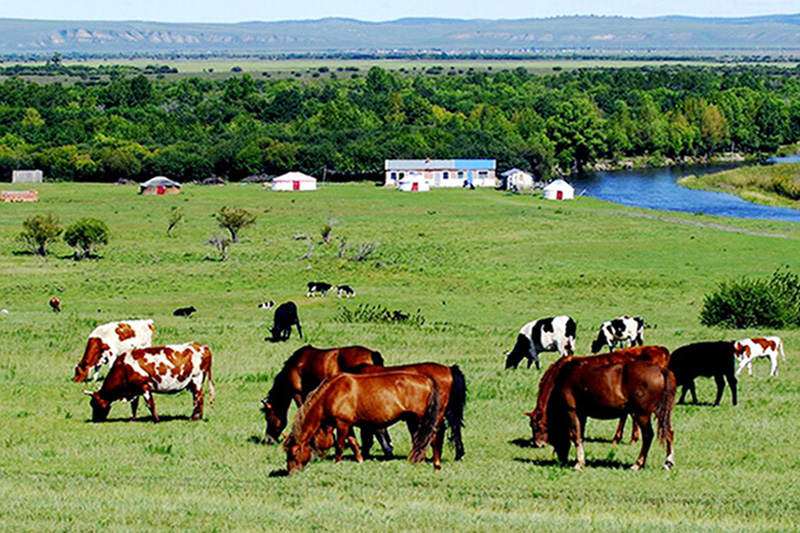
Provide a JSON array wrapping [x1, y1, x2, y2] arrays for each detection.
[[63, 218, 109, 259], [214, 206, 256, 243], [18, 213, 62, 256]]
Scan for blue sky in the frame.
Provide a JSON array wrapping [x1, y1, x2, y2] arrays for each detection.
[[2, 0, 798, 23]]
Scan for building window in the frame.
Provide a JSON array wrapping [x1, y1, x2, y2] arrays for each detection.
[[457, 171, 464, 179], [478, 171, 489, 179], [443, 171, 450, 180], [399, 172, 405, 179], [390, 172, 397, 181]]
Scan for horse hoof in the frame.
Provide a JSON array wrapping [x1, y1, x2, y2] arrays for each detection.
[[630, 464, 642, 471], [573, 463, 583, 471], [664, 461, 674, 470]]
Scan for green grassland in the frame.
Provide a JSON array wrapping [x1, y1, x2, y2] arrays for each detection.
[[680, 162, 800, 209], [2, 182, 800, 531]]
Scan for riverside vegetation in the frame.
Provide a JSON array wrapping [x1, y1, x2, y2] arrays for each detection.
[[1, 183, 800, 530]]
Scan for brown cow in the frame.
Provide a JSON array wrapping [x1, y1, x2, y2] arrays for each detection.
[[84, 342, 215, 423], [49, 296, 61, 313]]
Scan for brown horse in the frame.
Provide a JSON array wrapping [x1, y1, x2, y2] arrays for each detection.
[[260, 345, 386, 445], [354, 363, 466, 461], [525, 346, 670, 446], [284, 372, 445, 473], [529, 351, 676, 470]]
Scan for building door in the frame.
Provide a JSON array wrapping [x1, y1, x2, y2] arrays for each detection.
[[557, 190, 563, 200], [293, 181, 300, 190], [157, 186, 165, 195], [412, 182, 419, 192]]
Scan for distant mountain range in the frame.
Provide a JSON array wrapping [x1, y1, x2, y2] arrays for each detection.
[[1, 15, 799, 55]]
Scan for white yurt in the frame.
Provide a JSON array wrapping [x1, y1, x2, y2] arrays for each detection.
[[271, 172, 317, 191], [542, 179, 574, 200], [397, 174, 430, 192]]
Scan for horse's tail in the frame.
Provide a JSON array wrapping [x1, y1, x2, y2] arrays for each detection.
[[445, 365, 467, 461], [370, 350, 385, 367], [655, 368, 676, 444], [408, 380, 442, 464]]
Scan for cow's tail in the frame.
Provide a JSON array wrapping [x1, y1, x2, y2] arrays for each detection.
[[409, 380, 442, 464], [446, 365, 467, 461], [655, 369, 676, 444], [780, 339, 786, 362], [206, 360, 216, 407], [371, 350, 385, 367]]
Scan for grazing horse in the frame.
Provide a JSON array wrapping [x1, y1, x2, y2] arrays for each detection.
[[354, 363, 467, 461], [528, 352, 676, 470], [526, 346, 670, 445], [260, 345, 391, 455], [284, 372, 445, 473]]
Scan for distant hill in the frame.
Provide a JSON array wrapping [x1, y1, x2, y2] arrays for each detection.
[[1, 15, 799, 55]]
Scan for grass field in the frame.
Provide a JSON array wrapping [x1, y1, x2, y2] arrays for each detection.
[[680, 162, 800, 209], [1, 182, 800, 531]]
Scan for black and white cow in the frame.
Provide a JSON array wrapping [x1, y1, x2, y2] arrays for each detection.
[[504, 315, 577, 370], [257, 300, 276, 309], [336, 285, 356, 298], [306, 282, 333, 297], [590, 316, 645, 354], [267, 301, 303, 342]]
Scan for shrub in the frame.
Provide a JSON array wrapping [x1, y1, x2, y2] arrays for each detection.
[[207, 234, 231, 261], [700, 268, 800, 328], [63, 218, 109, 259], [17, 213, 62, 256], [336, 303, 425, 326], [214, 206, 256, 242]]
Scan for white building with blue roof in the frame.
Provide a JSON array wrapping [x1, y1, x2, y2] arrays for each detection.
[[384, 159, 496, 188]]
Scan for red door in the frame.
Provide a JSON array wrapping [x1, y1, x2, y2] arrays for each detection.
[[412, 182, 419, 191], [556, 190, 563, 200], [157, 185, 165, 195], [293, 181, 300, 190]]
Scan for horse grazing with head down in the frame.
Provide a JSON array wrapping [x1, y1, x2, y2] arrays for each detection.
[[284, 371, 445, 473], [260, 345, 389, 451], [527, 349, 676, 470]]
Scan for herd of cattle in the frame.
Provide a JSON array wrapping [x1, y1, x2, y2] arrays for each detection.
[[70, 310, 786, 473]]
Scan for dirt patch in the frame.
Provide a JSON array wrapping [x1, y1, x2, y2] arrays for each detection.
[[611, 211, 797, 239]]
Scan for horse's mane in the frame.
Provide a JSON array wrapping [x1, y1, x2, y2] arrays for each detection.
[[266, 345, 319, 404], [535, 356, 575, 411], [289, 374, 341, 443]]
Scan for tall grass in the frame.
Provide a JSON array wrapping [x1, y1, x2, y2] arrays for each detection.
[[1, 183, 800, 530]]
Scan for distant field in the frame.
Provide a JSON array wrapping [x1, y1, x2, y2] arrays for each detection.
[[1, 182, 800, 530], [680, 162, 800, 209]]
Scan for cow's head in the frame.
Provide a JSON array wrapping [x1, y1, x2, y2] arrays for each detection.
[[84, 390, 111, 422], [284, 435, 312, 474], [590, 336, 607, 354], [525, 409, 548, 447], [261, 400, 285, 444], [74, 337, 111, 382]]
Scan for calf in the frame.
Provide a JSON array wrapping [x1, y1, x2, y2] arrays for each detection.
[[268, 301, 303, 342], [306, 282, 332, 297], [505, 315, 576, 370], [258, 300, 276, 309], [668, 341, 737, 406], [733, 336, 786, 377], [74, 319, 155, 382], [336, 285, 356, 298], [591, 316, 645, 353], [83, 342, 215, 423], [173, 306, 197, 317], [49, 296, 61, 313]]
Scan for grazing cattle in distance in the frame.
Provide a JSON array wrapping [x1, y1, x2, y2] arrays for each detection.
[[528, 352, 676, 471], [306, 282, 332, 297], [74, 319, 155, 382], [258, 300, 276, 310], [173, 306, 197, 317], [733, 336, 786, 377], [284, 371, 446, 473], [590, 316, 645, 353], [505, 315, 576, 370], [336, 285, 356, 298], [267, 301, 303, 342], [668, 341, 738, 406], [49, 296, 61, 313], [83, 342, 215, 423]]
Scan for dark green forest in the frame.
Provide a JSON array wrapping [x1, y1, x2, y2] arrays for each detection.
[[1, 65, 800, 182]]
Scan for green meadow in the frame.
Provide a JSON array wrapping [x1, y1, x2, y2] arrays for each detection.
[[1, 182, 800, 531]]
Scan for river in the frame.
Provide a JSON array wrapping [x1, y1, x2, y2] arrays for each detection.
[[574, 158, 800, 224]]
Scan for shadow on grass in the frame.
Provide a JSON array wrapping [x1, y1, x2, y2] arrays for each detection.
[[677, 401, 720, 407], [513, 457, 629, 469], [269, 469, 289, 477], [86, 414, 193, 424], [509, 437, 538, 448]]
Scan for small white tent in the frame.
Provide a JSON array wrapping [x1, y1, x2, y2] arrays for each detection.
[[397, 173, 430, 192], [542, 179, 574, 200], [272, 172, 317, 191]]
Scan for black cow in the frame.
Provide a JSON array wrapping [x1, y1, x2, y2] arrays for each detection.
[[267, 301, 303, 342], [173, 306, 197, 317], [336, 284, 356, 298], [306, 282, 332, 297], [668, 341, 737, 406]]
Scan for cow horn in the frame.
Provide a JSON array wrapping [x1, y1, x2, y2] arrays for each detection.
[[82, 390, 94, 396], [523, 411, 533, 418]]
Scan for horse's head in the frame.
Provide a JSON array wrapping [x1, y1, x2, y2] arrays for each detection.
[[525, 409, 548, 447], [261, 400, 285, 444], [284, 434, 312, 474]]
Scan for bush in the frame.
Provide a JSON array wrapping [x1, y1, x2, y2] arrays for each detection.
[[700, 268, 800, 328], [17, 213, 62, 256], [63, 218, 109, 259], [214, 206, 256, 243], [336, 303, 425, 326]]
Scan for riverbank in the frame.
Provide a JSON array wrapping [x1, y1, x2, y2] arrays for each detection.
[[678, 162, 800, 211], [588, 152, 750, 172]]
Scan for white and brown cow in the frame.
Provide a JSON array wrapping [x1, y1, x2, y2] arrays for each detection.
[[74, 319, 155, 382], [84, 342, 215, 423], [505, 315, 577, 370], [591, 316, 645, 354], [733, 336, 786, 377]]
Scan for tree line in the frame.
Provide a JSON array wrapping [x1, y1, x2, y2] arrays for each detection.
[[1, 64, 799, 182]]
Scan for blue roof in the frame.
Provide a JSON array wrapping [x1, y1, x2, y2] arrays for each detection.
[[453, 159, 496, 170], [385, 159, 495, 171]]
